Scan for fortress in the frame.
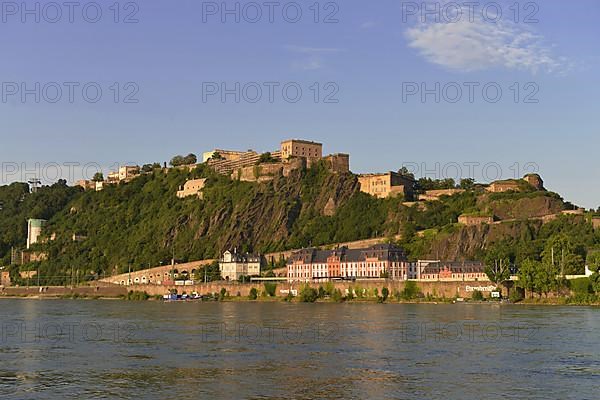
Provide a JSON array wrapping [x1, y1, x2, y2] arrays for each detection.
[[204, 139, 350, 181]]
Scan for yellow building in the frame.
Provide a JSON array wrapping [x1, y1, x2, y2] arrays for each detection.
[[202, 149, 246, 163], [118, 166, 140, 181], [280, 139, 322, 160], [177, 179, 206, 199], [358, 172, 414, 199]]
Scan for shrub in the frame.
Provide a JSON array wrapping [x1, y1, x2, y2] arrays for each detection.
[[331, 288, 344, 302], [346, 288, 355, 300], [248, 287, 258, 300], [381, 287, 389, 302], [569, 277, 592, 295], [282, 292, 294, 302], [324, 282, 335, 296], [264, 282, 277, 297], [219, 288, 227, 301], [318, 286, 326, 298], [400, 281, 420, 300], [299, 285, 319, 303], [127, 290, 149, 301], [509, 289, 524, 303], [471, 290, 484, 301]]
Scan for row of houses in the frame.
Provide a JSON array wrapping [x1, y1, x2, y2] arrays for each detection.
[[286, 243, 487, 282]]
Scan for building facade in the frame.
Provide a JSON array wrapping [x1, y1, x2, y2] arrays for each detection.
[[414, 260, 487, 281], [358, 172, 415, 199], [280, 139, 322, 160], [219, 250, 261, 281], [418, 188, 465, 202], [177, 179, 206, 198], [287, 244, 415, 282], [458, 214, 494, 226]]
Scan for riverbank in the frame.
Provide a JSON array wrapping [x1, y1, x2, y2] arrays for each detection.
[[2, 283, 598, 306]]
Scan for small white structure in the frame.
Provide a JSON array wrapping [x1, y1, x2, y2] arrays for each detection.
[[27, 219, 47, 249]]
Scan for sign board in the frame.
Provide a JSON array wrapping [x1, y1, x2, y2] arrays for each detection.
[[491, 291, 501, 298]]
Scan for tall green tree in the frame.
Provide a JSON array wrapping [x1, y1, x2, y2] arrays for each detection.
[[541, 234, 584, 275], [518, 259, 539, 298]]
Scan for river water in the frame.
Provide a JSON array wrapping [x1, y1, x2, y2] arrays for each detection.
[[0, 299, 598, 399]]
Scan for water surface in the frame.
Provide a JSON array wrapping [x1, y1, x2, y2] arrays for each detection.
[[0, 300, 598, 399]]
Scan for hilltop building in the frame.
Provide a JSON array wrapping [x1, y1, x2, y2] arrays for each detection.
[[358, 172, 415, 199], [280, 139, 322, 160], [287, 244, 414, 282], [487, 174, 545, 193], [219, 250, 261, 281], [418, 188, 465, 202], [177, 179, 206, 199], [77, 165, 141, 192], [207, 139, 348, 179], [202, 149, 247, 163]]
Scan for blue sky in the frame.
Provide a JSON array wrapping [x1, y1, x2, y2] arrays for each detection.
[[1, 0, 599, 208]]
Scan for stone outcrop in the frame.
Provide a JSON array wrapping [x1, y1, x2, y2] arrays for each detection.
[[323, 197, 336, 216]]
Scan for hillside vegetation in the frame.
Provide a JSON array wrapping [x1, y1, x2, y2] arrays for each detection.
[[1, 162, 598, 284]]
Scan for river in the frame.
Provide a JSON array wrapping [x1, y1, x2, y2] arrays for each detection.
[[0, 300, 598, 399]]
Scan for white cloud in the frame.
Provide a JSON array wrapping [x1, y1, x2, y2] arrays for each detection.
[[405, 18, 569, 74], [285, 46, 344, 70]]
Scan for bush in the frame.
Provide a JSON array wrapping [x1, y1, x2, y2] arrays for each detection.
[[248, 287, 258, 300], [283, 292, 294, 302], [319, 286, 326, 299], [381, 287, 389, 302], [400, 281, 420, 300], [471, 290, 484, 301], [331, 288, 344, 302], [509, 289, 524, 303], [219, 288, 227, 301], [127, 290, 149, 301], [299, 285, 319, 303], [264, 282, 277, 297], [569, 277, 592, 295]]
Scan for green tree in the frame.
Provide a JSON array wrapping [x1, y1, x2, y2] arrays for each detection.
[[485, 258, 511, 288], [92, 172, 104, 182], [518, 259, 539, 298], [459, 178, 475, 190], [541, 234, 584, 275], [586, 251, 600, 273]]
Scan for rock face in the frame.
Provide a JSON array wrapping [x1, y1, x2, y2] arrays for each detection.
[[427, 220, 543, 261], [323, 197, 336, 216], [480, 194, 564, 220], [524, 173, 544, 190], [189, 170, 359, 255]]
